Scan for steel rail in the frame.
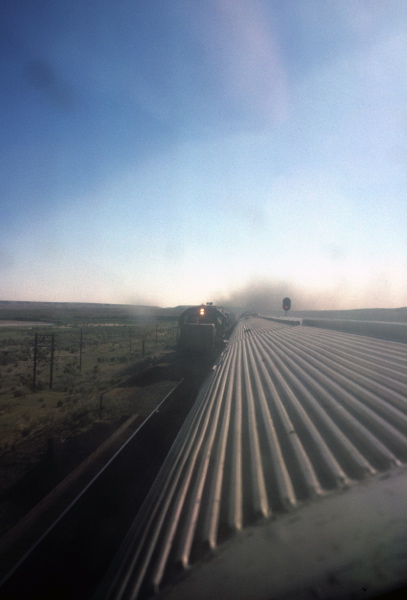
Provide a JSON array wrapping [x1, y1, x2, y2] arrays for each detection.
[[0, 377, 204, 600]]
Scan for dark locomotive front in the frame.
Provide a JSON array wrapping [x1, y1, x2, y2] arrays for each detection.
[[178, 304, 234, 352]]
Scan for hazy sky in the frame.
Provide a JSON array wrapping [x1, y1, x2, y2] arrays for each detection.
[[1, 0, 406, 310]]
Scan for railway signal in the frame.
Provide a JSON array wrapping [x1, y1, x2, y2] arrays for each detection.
[[282, 297, 291, 315]]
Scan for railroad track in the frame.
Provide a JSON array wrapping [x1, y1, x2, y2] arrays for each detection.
[[95, 318, 407, 600], [0, 375, 205, 600]]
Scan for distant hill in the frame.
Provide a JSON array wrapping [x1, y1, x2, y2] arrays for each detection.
[[0, 301, 186, 324], [1, 301, 406, 325]]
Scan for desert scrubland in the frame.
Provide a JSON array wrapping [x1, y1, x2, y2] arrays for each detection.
[[0, 302, 183, 535]]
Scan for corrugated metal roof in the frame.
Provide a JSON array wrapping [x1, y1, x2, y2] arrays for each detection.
[[97, 318, 407, 599]]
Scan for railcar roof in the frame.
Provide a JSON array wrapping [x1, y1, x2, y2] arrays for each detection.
[[97, 317, 407, 599]]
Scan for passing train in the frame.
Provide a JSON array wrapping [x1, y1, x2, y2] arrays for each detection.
[[95, 315, 407, 600], [178, 303, 236, 352]]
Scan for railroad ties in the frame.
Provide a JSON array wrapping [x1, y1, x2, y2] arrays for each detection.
[[96, 317, 407, 600]]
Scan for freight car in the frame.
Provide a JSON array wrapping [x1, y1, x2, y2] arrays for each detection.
[[178, 303, 236, 352]]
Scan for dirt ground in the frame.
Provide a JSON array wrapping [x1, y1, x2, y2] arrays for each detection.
[[0, 358, 185, 539]]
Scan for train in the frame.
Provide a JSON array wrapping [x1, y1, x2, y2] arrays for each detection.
[[178, 303, 236, 352], [95, 315, 407, 600]]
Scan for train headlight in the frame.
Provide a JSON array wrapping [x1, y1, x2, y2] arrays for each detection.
[[199, 308, 205, 316]]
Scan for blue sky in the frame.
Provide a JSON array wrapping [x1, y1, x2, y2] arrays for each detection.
[[1, 0, 406, 310]]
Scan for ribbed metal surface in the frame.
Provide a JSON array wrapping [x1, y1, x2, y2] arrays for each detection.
[[97, 318, 407, 600]]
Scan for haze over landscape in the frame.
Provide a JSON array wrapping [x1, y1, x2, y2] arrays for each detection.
[[1, 1, 406, 311]]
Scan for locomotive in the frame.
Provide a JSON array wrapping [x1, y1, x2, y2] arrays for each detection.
[[178, 303, 236, 352]]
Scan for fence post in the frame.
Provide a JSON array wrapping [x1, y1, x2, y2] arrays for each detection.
[[79, 328, 83, 372], [32, 332, 38, 391], [49, 333, 55, 389]]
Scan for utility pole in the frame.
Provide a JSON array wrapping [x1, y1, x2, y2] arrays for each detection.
[[79, 328, 83, 372], [33, 332, 38, 391], [50, 333, 55, 388], [32, 333, 57, 390]]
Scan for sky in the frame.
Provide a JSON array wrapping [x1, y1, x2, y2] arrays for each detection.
[[1, 0, 406, 311]]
